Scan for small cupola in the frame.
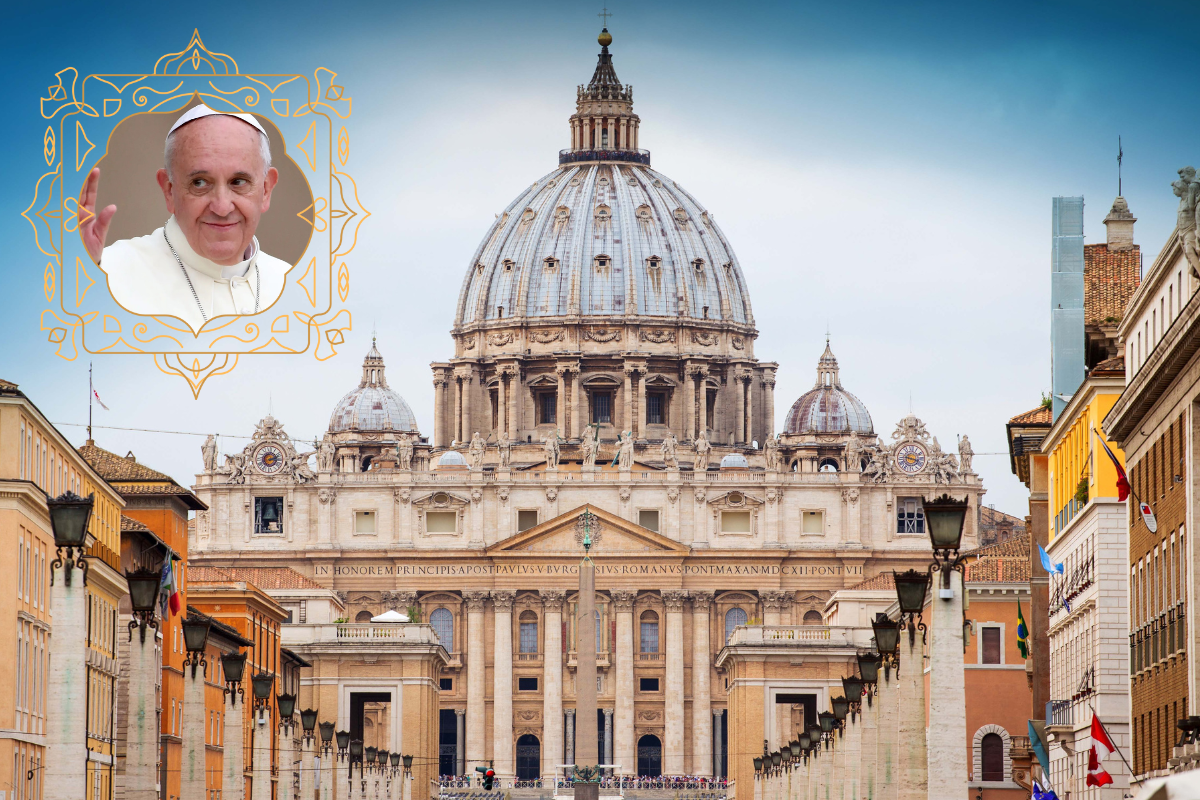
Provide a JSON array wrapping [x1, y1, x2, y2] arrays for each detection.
[[1102, 196, 1136, 251]]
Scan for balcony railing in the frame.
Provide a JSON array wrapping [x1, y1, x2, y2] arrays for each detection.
[[558, 148, 651, 166], [638, 652, 662, 662], [1050, 554, 1094, 615], [1047, 699, 1073, 728], [567, 650, 612, 669], [516, 652, 543, 663]]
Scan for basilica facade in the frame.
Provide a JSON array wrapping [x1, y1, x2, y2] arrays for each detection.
[[190, 28, 985, 787]]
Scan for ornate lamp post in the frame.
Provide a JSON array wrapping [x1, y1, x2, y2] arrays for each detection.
[[297, 709, 318, 800], [220, 650, 248, 800], [871, 614, 901, 671], [351, 739, 364, 792], [182, 616, 212, 678], [818, 713, 836, 749], [319, 722, 336, 800], [180, 615, 212, 800], [335, 730, 351, 800], [47, 491, 94, 585], [251, 672, 274, 710], [120, 541, 167, 800], [222, 651, 247, 703], [125, 565, 163, 643], [893, 570, 931, 644]]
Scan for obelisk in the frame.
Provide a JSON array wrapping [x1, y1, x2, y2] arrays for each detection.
[[575, 510, 600, 800]]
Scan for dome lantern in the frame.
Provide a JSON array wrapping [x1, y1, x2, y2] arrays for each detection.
[[563, 26, 647, 166], [783, 340, 873, 436], [329, 342, 420, 435]]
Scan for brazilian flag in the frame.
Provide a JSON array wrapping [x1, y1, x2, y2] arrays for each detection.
[[1016, 600, 1029, 659]]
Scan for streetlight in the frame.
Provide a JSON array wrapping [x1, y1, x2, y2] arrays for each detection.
[[831, 696, 849, 737], [125, 564, 163, 643], [400, 753, 411, 774], [922, 494, 969, 595], [300, 709, 318, 743], [378, 750, 389, 776], [250, 672, 274, 710], [47, 491, 94, 586], [320, 721, 336, 756], [221, 651, 247, 704], [857, 653, 882, 706], [335, 730, 350, 755], [841, 675, 864, 720], [871, 613, 901, 670], [893, 568, 932, 646], [818, 712, 836, 749], [277, 693, 297, 728], [181, 615, 212, 678], [366, 746, 378, 772]]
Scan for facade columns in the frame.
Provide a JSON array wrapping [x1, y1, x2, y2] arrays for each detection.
[[453, 377, 464, 444], [623, 365, 634, 435], [508, 369, 521, 443], [713, 710, 725, 778], [611, 590, 637, 775], [745, 375, 755, 446], [691, 591, 714, 776], [126, 630, 159, 800], [181, 664, 207, 800], [556, 366, 567, 437], [492, 591, 516, 779], [636, 369, 648, 438], [603, 709, 614, 771], [697, 372, 709, 437], [565, 710, 576, 765], [251, 708, 272, 800], [455, 709, 466, 776], [224, 697, 246, 800], [569, 368, 581, 440], [542, 590, 566, 780], [663, 590, 687, 775], [685, 370, 697, 441], [497, 373, 507, 441], [763, 371, 776, 439], [464, 591, 489, 771], [45, 564, 86, 800], [897, 630, 927, 800], [928, 570, 968, 798], [434, 376, 447, 448], [735, 371, 746, 443]]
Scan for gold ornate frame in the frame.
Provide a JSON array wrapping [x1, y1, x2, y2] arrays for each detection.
[[23, 31, 367, 395]]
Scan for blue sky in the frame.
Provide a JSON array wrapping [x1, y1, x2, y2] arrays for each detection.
[[2, 0, 1197, 516]]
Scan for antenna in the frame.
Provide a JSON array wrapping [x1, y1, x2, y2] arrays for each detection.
[[1118, 135, 1123, 197]]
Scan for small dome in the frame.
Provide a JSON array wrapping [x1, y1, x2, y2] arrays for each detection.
[[329, 341, 419, 434], [437, 451, 467, 469], [783, 341, 873, 435], [720, 453, 749, 470]]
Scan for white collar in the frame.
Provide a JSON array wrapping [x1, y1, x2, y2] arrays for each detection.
[[165, 216, 258, 280]]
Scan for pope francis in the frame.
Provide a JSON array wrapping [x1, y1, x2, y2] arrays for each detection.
[[80, 104, 291, 332]]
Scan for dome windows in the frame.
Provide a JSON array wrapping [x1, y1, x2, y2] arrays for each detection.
[[594, 254, 612, 276], [570, 177, 582, 187], [652, 178, 663, 188], [597, 175, 611, 188], [635, 204, 653, 221], [520, 208, 536, 225], [646, 256, 663, 293], [595, 204, 611, 222], [503, 259, 515, 272], [543, 257, 559, 273], [673, 208, 690, 228]]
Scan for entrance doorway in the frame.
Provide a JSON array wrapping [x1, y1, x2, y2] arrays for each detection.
[[516, 734, 541, 781], [438, 709, 458, 776], [637, 735, 662, 777], [349, 691, 392, 749]]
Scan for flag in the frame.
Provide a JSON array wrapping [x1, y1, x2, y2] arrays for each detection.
[[1086, 713, 1116, 787], [1095, 433, 1129, 502], [1033, 777, 1060, 800], [1139, 501, 1158, 534], [1016, 600, 1029, 659], [1038, 543, 1064, 575], [161, 558, 181, 617], [92, 388, 109, 411], [1029, 720, 1051, 777]]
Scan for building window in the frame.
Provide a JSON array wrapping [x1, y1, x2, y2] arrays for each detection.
[[980, 733, 1004, 781], [803, 610, 824, 625], [430, 608, 454, 650], [356, 610, 373, 623], [519, 611, 539, 653], [647, 392, 665, 425], [298, 600, 307, 624], [897, 498, 925, 534], [254, 497, 284, 534], [725, 608, 747, 642], [639, 678, 659, 692], [640, 610, 659, 653], [721, 511, 752, 533], [518, 677, 539, 691], [802, 511, 824, 534], [818, 458, 838, 472], [981, 626, 1002, 664], [439, 678, 453, 691], [355, 511, 376, 534], [638, 509, 660, 532], [425, 511, 457, 533], [593, 392, 612, 424], [539, 392, 558, 425], [518, 510, 539, 532]]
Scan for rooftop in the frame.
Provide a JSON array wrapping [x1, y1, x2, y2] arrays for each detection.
[[1084, 243, 1141, 327], [189, 565, 327, 591], [843, 572, 896, 592], [79, 442, 206, 509], [963, 530, 1030, 583], [1009, 405, 1052, 426]]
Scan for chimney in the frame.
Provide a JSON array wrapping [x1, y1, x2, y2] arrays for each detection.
[[1103, 196, 1136, 251]]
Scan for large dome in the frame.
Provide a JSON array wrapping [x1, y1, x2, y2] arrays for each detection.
[[453, 163, 753, 327], [329, 341, 419, 433], [783, 342, 874, 435]]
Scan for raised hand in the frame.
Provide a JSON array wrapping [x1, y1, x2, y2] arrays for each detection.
[[78, 167, 117, 263]]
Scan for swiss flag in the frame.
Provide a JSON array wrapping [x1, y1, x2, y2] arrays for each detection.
[[1086, 714, 1115, 787]]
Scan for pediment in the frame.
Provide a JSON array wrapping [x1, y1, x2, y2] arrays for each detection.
[[488, 504, 689, 555], [412, 490, 470, 508]]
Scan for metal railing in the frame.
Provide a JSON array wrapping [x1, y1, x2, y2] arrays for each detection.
[[1050, 554, 1094, 615], [558, 148, 651, 166], [1047, 699, 1073, 727]]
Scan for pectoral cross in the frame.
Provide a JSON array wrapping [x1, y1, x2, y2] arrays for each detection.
[[598, 6, 612, 26]]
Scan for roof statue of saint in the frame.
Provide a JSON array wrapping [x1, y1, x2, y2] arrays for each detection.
[[783, 339, 874, 435]]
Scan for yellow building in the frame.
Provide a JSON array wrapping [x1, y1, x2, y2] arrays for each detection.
[[0, 379, 127, 800], [1041, 358, 1132, 795]]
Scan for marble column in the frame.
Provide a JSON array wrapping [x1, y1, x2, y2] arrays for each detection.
[[691, 591, 714, 776], [45, 563, 86, 800], [225, 698, 246, 800], [763, 373, 776, 439], [875, 666, 898, 800], [603, 709, 614, 771], [572, 369, 585, 441], [928, 570, 967, 798], [181, 663, 207, 800], [542, 590, 566, 781], [492, 591, 516, 779], [685, 370, 697, 441], [126, 629, 159, 800], [663, 590, 687, 775], [460, 371, 472, 445], [318, 743, 333, 800], [611, 590, 637, 774], [497, 374, 507, 441], [623, 365, 634, 435], [745, 376, 755, 446], [565, 710, 576, 765], [434, 377, 446, 447], [713, 710, 725, 778], [252, 707, 272, 800], [697, 373, 709, 437], [845, 706, 862, 800], [464, 591, 489, 771], [509, 372, 521, 445], [861, 691, 878, 800], [454, 378, 464, 444], [556, 367, 567, 437], [456, 709, 466, 775], [734, 372, 746, 443]]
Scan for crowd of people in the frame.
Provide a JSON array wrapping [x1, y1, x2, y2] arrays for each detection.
[[438, 775, 729, 792]]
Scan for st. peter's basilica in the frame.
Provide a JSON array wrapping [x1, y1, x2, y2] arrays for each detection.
[[190, 27, 984, 790]]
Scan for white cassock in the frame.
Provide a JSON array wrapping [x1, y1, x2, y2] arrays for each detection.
[[100, 216, 290, 333]]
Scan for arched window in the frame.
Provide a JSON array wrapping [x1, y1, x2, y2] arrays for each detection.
[[980, 733, 1004, 781], [519, 611, 539, 654], [725, 608, 747, 642], [803, 610, 824, 626], [818, 458, 839, 473], [640, 610, 659, 653], [355, 610, 373, 623], [430, 608, 454, 650]]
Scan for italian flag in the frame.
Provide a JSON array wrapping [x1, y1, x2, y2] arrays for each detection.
[[160, 558, 181, 617]]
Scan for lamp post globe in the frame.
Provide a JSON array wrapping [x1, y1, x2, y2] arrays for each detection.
[[771, 750, 781, 769], [797, 732, 810, 751], [277, 693, 297, 722], [47, 491, 94, 548], [400, 753, 411, 771], [893, 569, 931, 615], [300, 708, 318, 735], [871, 614, 901, 655], [842, 675, 864, 701], [753, 756, 764, 775], [336, 729, 350, 754], [922, 493, 969, 553], [181, 615, 212, 677], [857, 652, 882, 685], [250, 672, 273, 707], [125, 565, 163, 642], [831, 695, 849, 722]]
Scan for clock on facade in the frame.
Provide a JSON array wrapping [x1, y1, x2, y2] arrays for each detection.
[[255, 444, 285, 474], [894, 443, 926, 474]]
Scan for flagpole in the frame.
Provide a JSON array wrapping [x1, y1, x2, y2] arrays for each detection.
[[88, 362, 93, 442], [1089, 705, 1140, 787]]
